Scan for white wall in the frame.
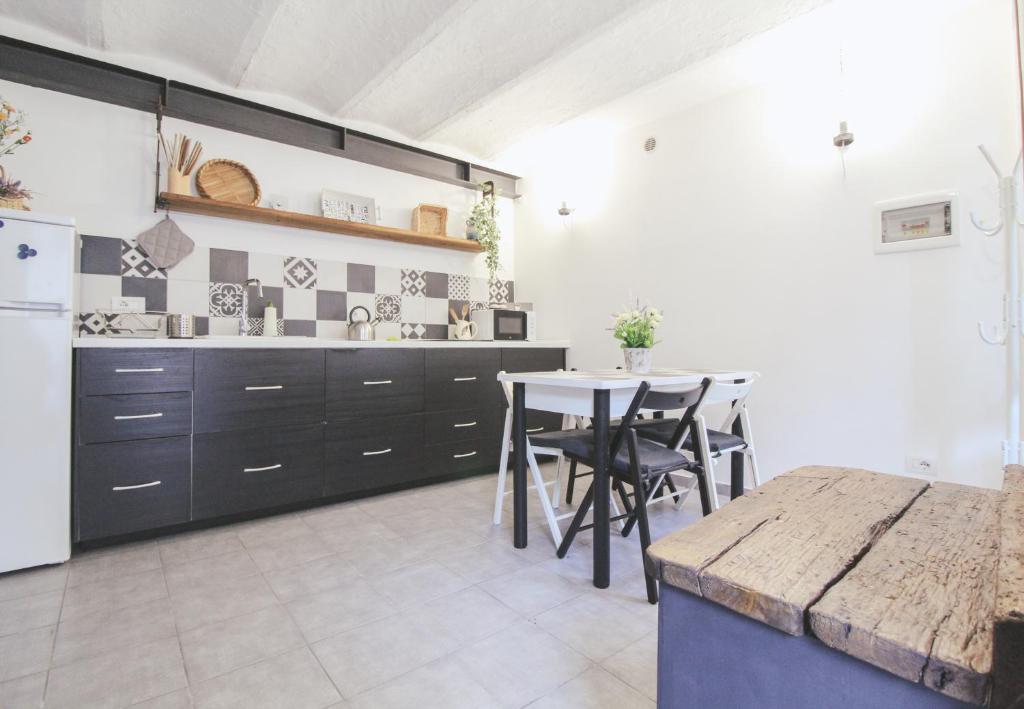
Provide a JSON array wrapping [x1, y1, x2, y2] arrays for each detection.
[[0, 78, 515, 281], [512, 0, 1020, 489]]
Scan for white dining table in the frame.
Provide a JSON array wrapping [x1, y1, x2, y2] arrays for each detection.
[[497, 368, 757, 589]]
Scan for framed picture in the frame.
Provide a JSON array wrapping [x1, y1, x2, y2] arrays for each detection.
[[321, 189, 377, 224], [873, 192, 959, 254]]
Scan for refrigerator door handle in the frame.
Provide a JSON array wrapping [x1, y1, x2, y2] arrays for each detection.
[[0, 300, 68, 314]]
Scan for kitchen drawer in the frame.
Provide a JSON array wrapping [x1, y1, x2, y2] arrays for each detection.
[[79, 349, 193, 395], [75, 436, 190, 541], [78, 392, 192, 444], [524, 410, 567, 437], [425, 349, 500, 412], [425, 407, 500, 444], [326, 349, 423, 420], [192, 424, 324, 519], [324, 414, 424, 495], [194, 349, 324, 433], [426, 437, 500, 478], [500, 348, 565, 374]]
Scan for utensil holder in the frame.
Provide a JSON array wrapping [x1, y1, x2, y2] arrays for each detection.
[[167, 168, 190, 196]]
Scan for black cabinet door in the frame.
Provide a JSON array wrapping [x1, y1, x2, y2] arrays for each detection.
[[425, 407, 501, 444], [425, 349, 500, 412], [76, 436, 191, 541], [78, 392, 192, 444], [500, 348, 565, 375], [194, 349, 325, 433], [79, 349, 193, 395], [193, 424, 324, 519], [324, 414, 424, 495], [426, 437, 500, 478], [325, 349, 424, 421]]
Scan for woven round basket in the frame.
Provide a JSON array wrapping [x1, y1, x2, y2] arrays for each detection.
[[0, 165, 29, 210], [195, 159, 261, 206]]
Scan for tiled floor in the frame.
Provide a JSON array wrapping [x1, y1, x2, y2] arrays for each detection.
[[0, 465, 708, 708]]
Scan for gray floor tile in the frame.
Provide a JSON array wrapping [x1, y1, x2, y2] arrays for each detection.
[[171, 574, 279, 633], [300, 502, 373, 533], [315, 521, 402, 557], [334, 536, 434, 577], [312, 613, 451, 698], [158, 529, 245, 567], [0, 670, 46, 709], [263, 553, 361, 603], [600, 630, 658, 701], [180, 605, 305, 683], [67, 543, 162, 587], [528, 666, 655, 708], [533, 591, 656, 661], [191, 646, 340, 709], [0, 563, 68, 602], [407, 586, 519, 648], [235, 514, 313, 548], [453, 620, 591, 707], [369, 560, 472, 608], [285, 577, 396, 643], [348, 656, 501, 709], [246, 531, 334, 574], [45, 637, 187, 709], [61, 567, 167, 620], [479, 563, 585, 618], [0, 589, 63, 636], [163, 551, 261, 597], [436, 538, 539, 584], [0, 624, 54, 681], [129, 688, 195, 708], [53, 596, 177, 667]]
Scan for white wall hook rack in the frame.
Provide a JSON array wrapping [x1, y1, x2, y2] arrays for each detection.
[[971, 145, 1023, 464]]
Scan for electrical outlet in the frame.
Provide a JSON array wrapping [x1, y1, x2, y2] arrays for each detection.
[[110, 296, 145, 313], [906, 456, 936, 476]]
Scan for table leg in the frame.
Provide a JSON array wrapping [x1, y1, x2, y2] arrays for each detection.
[[513, 382, 528, 548], [592, 389, 610, 588], [730, 379, 745, 500]]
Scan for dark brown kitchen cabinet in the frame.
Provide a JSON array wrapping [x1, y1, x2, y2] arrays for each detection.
[[72, 344, 566, 544]]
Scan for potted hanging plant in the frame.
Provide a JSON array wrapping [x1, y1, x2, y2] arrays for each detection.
[[0, 97, 33, 210], [467, 181, 501, 280], [612, 300, 663, 373]]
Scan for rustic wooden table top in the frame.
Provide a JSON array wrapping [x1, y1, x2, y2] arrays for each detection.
[[647, 465, 1024, 707]]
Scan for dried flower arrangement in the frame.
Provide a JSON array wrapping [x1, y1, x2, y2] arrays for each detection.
[[0, 96, 34, 209]]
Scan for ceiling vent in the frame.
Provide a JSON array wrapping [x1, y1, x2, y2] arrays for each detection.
[[644, 137, 657, 152]]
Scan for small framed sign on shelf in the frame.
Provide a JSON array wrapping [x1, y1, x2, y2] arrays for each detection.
[[873, 192, 959, 254]]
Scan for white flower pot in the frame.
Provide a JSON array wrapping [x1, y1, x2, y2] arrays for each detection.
[[623, 347, 652, 373]]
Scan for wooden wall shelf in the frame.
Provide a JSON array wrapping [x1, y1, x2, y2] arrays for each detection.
[[156, 192, 483, 253]]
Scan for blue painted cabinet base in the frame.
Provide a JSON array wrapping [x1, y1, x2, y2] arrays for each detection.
[[657, 584, 976, 708]]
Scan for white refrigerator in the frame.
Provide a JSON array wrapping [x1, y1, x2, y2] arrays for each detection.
[[0, 208, 75, 573]]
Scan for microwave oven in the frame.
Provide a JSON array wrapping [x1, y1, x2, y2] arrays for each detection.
[[470, 308, 536, 341]]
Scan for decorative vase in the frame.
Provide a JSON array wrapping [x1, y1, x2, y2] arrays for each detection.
[[0, 165, 29, 211], [623, 347, 652, 373]]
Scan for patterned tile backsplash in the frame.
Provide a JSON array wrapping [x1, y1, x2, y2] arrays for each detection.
[[77, 235, 516, 339]]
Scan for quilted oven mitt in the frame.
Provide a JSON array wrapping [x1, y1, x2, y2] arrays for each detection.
[[136, 217, 195, 269]]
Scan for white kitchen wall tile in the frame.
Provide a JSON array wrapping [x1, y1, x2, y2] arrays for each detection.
[[424, 297, 449, 325], [345, 292, 373, 320], [376, 322, 401, 340], [79, 274, 122, 311], [470, 277, 489, 302], [316, 321, 345, 339], [283, 288, 317, 320], [400, 295, 425, 323], [318, 260, 347, 292], [248, 252, 284, 287], [166, 280, 210, 318], [166, 246, 209, 283], [375, 266, 401, 295], [208, 317, 239, 336]]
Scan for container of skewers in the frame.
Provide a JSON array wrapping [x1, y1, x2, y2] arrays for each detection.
[[161, 133, 203, 196]]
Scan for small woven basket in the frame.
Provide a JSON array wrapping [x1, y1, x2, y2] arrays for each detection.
[[0, 165, 29, 211]]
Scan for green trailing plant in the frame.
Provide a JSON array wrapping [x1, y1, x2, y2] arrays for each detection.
[[468, 184, 501, 280], [611, 300, 663, 349]]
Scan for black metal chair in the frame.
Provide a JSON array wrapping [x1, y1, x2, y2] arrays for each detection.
[[555, 378, 713, 603]]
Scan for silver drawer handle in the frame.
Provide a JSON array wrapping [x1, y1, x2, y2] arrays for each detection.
[[453, 376, 477, 382], [115, 367, 164, 373], [453, 421, 477, 428], [453, 451, 477, 459], [114, 412, 164, 421], [363, 448, 392, 456], [243, 464, 282, 473], [245, 385, 283, 391], [526, 426, 545, 433], [112, 481, 161, 491], [363, 380, 392, 385]]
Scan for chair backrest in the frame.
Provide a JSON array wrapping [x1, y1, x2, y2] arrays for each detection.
[[707, 375, 758, 431], [609, 378, 712, 461]]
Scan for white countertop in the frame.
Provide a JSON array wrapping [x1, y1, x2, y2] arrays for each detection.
[[73, 336, 570, 349], [498, 368, 757, 388]]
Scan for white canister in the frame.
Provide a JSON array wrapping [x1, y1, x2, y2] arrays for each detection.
[[263, 303, 278, 337]]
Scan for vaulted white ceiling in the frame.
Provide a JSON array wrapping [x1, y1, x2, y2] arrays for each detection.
[[0, 0, 827, 161]]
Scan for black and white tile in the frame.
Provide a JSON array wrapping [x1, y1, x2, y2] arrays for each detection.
[[448, 274, 470, 300], [488, 278, 512, 304], [123, 277, 167, 312], [209, 282, 244, 317], [316, 290, 347, 321], [400, 323, 448, 340], [245, 318, 285, 336], [121, 241, 166, 279], [80, 235, 122, 276], [375, 294, 402, 323], [209, 248, 248, 284], [347, 263, 375, 293], [284, 257, 317, 289], [400, 269, 425, 296]]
